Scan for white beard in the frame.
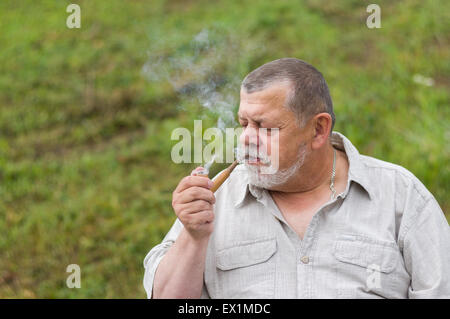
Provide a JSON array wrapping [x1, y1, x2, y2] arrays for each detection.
[[237, 143, 309, 189]]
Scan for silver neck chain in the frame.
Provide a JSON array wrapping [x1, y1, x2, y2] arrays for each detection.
[[329, 148, 337, 200]]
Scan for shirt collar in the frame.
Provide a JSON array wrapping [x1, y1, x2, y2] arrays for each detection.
[[234, 131, 374, 208], [330, 131, 374, 200]]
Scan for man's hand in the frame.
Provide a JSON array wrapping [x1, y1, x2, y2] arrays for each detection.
[[172, 169, 216, 241], [152, 168, 216, 298]]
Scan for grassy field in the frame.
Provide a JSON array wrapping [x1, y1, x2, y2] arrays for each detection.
[[0, 0, 448, 298]]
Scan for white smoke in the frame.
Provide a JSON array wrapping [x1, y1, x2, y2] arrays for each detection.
[[142, 26, 266, 166], [142, 27, 264, 132]]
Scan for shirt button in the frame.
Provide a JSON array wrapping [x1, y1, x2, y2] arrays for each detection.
[[300, 256, 310, 264]]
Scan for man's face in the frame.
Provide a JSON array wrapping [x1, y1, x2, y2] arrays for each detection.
[[237, 83, 310, 188]]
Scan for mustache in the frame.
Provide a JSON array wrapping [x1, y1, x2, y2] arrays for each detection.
[[236, 145, 271, 164]]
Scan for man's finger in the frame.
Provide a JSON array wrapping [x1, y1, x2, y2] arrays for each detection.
[[191, 166, 207, 176], [177, 200, 213, 214], [174, 175, 213, 194], [177, 187, 215, 205]]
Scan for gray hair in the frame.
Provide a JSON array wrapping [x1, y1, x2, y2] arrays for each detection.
[[241, 58, 335, 132]]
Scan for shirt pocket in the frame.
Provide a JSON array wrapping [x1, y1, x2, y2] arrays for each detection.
[[333, 234, 400, 298], [215, 237, 277, 298]]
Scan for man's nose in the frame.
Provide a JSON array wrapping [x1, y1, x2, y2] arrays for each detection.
[[239, 126, 260, 147]]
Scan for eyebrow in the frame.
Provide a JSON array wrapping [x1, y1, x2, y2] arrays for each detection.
[[237, 113, 266, 123], [238, 115, 282, 128]]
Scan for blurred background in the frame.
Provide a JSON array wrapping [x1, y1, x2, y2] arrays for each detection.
[[0, 0, 448, 298]]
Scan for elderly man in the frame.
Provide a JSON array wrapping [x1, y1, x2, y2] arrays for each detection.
[[143, 58, 450, 298]]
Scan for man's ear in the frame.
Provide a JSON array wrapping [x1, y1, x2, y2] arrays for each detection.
[[311, 113, 332, 150]]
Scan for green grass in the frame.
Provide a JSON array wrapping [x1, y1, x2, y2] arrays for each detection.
[[0, 0, 448, 298]]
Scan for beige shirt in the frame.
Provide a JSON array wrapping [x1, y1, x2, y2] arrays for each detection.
[[143, 131, 450, 298]]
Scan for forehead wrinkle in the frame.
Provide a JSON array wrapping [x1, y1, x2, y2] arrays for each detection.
[[239, 84, 293, 124], [238, 107, 269, 123], [239, 102, 291, 124], [240, 85, 290, 110]]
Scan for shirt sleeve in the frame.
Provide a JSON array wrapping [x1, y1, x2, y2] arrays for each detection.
[[402, 195, 450, 298], [142, 218, 211, 299], [142, 218, 183, 299]]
